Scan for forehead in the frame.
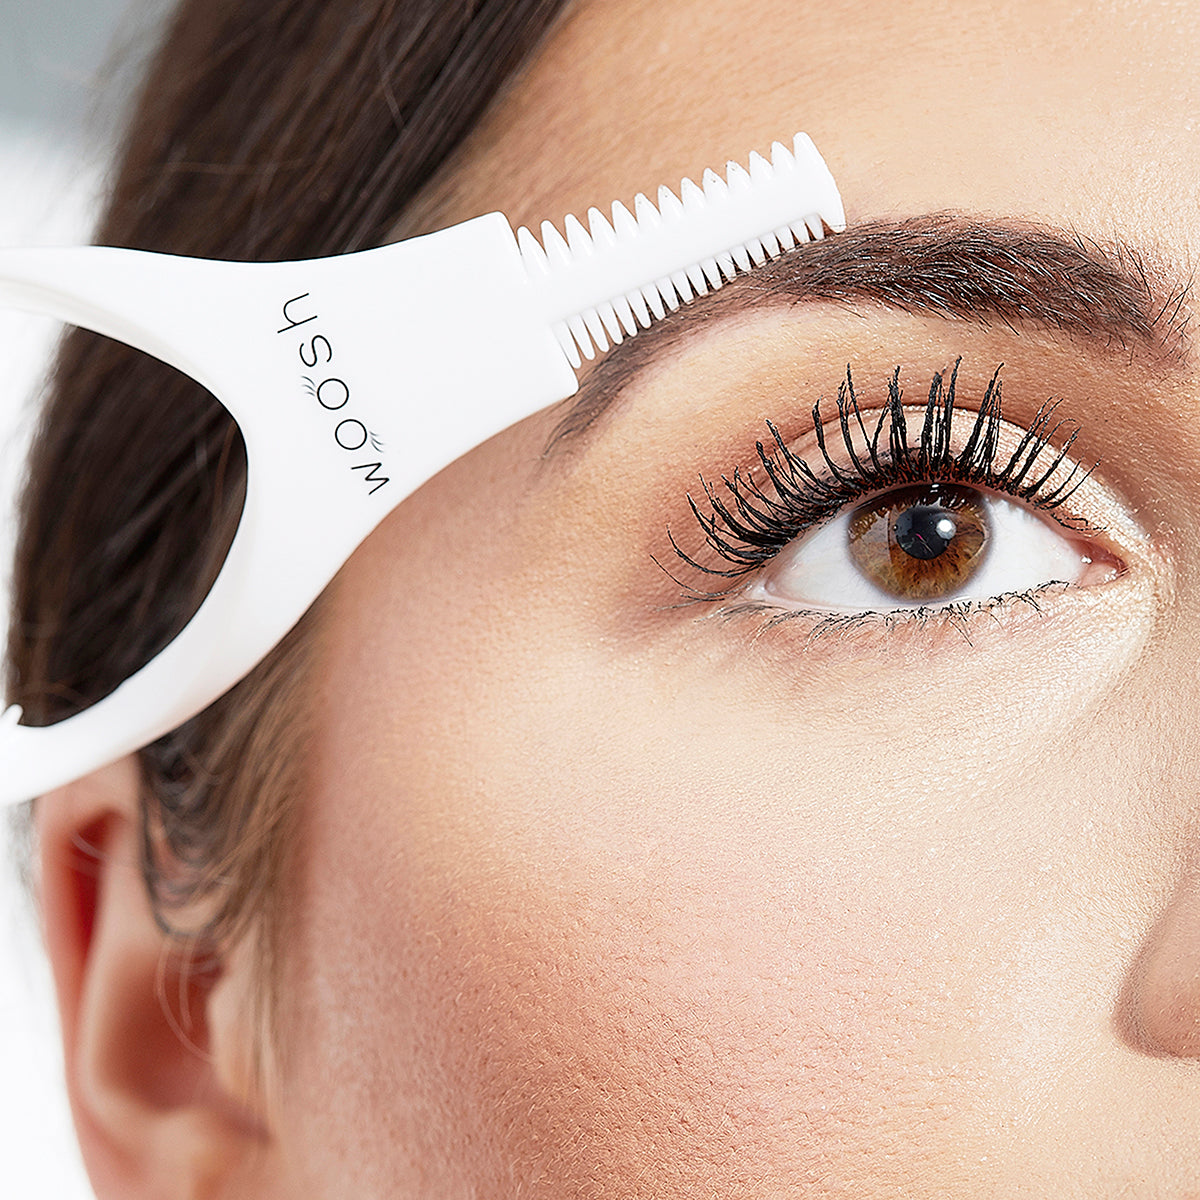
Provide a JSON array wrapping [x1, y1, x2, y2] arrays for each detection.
[[413, 0, 1200, 263]]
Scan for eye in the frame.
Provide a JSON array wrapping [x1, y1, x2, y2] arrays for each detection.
[[748, 481, 1118, 613], [666, 362, 1133, 625]]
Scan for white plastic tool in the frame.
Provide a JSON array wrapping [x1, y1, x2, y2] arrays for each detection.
[[0, 132, 843, 806]]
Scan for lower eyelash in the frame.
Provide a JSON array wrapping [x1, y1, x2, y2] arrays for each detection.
[[665, 359, 1094, 592], [695, 581, 1070, 646]]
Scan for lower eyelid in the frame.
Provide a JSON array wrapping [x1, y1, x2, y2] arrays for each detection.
[[690, 579, 1089, 655]]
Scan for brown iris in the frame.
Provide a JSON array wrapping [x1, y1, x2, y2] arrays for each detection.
[[847, 484, 989, 601]]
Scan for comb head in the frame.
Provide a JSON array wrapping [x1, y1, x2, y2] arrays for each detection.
[[0, 135, 842, 808], [516, 132, 844, 368]]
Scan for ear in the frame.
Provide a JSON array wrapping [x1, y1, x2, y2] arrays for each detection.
[[37, 758, 284, 1199]]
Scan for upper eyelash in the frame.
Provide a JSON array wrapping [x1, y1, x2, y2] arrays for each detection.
[[667, 359, 1094, 582]]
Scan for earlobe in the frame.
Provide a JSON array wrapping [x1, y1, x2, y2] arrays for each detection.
[[37, 759, 282, 1199]]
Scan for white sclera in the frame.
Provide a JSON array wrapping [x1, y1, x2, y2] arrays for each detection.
[[749, 492, 1094, 612]]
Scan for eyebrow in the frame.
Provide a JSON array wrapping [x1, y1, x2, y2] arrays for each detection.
[[546, 213, 1192, 447]]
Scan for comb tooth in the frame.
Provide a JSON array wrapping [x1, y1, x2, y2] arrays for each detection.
[[587, 206, 617, 249], [725, 158, 751, 194], [730, 243, 753, 272], [563, 212, 593, 256], [701, 167, 728, 201], [686, 263, 710, 293], [610, 198, 640, 241], [745, 236, 768, 267], [805, 214, 826, 240], [634, 191, 662, 232], [581, 306, 611, 353], [700, 256, 723, 289], [641, 281, 667, 321], [716, 252, 739, 282], [770, 139, 794, 168], [655, 278, 682, 312], [790, 219, 814, 243], [594, 300, 624, 343], [567, 313, 597, 360], [774, 223, 796, 252], [747, 150, 774, 186], [671, 267, 696, 302], [540, 220, 573, 267], [623, 285, 652, 328], [657, 184, 684, 222], [760, 230, 782, 258], [553, 321, 582, 369], [792, 131, 820, 170], [679, 175, 707, 214], [517, 224, 549, 273], [611, 293, 640, 335]]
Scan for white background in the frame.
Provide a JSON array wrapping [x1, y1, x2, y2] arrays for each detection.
[[0, 2, 171, 1196]]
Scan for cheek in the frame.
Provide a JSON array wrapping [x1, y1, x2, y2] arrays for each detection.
[[269, 434, 1162, 1196], [281, 752, 986, 1198], [273, 603, 1143, 1199]]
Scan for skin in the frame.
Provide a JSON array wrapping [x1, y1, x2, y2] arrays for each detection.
[[37, 0, 1200, 1197]]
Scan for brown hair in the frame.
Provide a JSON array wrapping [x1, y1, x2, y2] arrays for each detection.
[[7, 0, 572, 952]]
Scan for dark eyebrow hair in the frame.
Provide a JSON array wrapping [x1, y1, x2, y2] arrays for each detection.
[[546, 213, 1192, 447]]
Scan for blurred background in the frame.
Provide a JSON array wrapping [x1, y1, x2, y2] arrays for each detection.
[[0, 1, 171, 1195]]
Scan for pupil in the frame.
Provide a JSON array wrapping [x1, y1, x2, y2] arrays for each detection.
[[893, 504, 957, 560]]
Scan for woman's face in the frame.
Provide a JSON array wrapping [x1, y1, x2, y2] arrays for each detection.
[[274, 1, 1200, 1194]]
